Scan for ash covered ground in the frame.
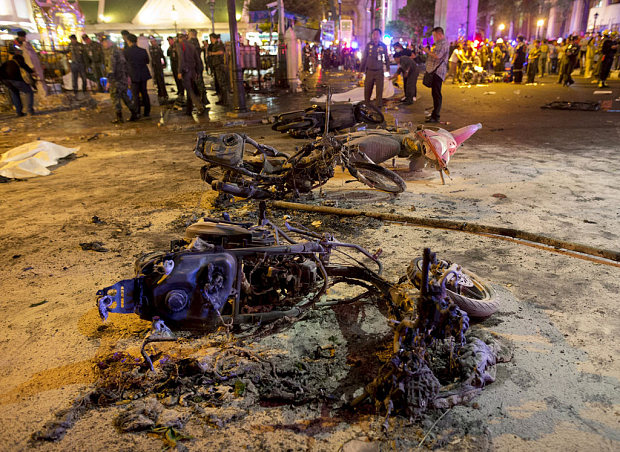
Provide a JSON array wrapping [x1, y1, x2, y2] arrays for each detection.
[[0, 73, 619, 451]]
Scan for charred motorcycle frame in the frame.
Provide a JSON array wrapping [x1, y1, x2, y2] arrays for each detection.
[[97, 205, 391, 330], [194, 132, 406, 200]]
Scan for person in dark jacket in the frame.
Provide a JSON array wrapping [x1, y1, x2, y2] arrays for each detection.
[[598, 30, 618, 88], [124, 33, 151, 117], [0, 53, 35, 116], [390, 51, 419, 104], [207, 33, 228, 106], [167, 36, 185, 101], [176, 33, 205, 115], [512, 36, 526, 83], [189, 29, 209, 106], [149, 36, 168, 104]]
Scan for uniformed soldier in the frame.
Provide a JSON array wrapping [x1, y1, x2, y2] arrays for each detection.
[[101, 36, 138, 123], [360, 28, 389, 107], [390, 51, 419, 104], [148, 36, 168, 104], [83, 34, 105, 92], [167, 36, 185, 102], [66, 34, 88, 94], [188, 29, 209, 106], [208, 33, 229, 106]]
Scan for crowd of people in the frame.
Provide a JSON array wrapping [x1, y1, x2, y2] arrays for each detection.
[[356, 26, 619, 124], [0, 29, 233, 122], [443, 31, 619, 87]]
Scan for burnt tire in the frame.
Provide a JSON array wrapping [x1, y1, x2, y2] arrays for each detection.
[[354, 102, 384, 124], [409, 258, 499, 318], [348, 162, 406, 193]]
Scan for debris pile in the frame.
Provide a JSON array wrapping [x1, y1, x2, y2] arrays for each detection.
[[352, 249, 504, 426]]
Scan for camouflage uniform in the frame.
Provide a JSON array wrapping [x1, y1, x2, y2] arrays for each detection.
[[85, 40, 105, 91], [210, 41, 229, 105], [103, 44, 136, 118], [67, 41, 88, 93]]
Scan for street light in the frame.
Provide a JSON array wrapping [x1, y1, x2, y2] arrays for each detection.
[[209, 0, 216, 34], [498, 23, 505, 33], [171, 5, 178, 33], [593, 12, 599, 33], [537, 19, 544, 39]]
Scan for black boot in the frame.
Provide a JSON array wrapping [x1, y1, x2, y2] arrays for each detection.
[[128, 110, 139, 121], [111, 112, 123, 124]]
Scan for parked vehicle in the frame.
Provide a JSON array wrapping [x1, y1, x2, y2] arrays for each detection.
[[194, 131, 406, 199], [271, 101, 384, 138]]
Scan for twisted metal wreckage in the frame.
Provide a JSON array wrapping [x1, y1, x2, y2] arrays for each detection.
[[195, 112, 482, 199], [96, 204, 503, 422]]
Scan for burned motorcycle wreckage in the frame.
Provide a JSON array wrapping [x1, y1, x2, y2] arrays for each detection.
[[194, 131, 406, 200], [97, 206, 392, 331], [95, 212, 503, 423], [336, 123, 482, 183], [353, 248, 503, 423]]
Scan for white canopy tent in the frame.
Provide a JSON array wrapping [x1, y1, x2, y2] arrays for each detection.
[[0, 0, 37, 32], [132, 0, 212, 29]]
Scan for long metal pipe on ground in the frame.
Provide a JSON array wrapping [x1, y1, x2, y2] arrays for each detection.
[[270, 200, 620, 266]]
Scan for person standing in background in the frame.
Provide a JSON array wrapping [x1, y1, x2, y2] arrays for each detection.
[[188, 29, 209, 106], [512, 36, 526, 83], [148, 36, 168, 104], [124, 34, 151, 118], [67, 34, 88, 95], [527, 40, 541, 83], [176, 33, 205, 115], [208, 33, 229, 106], [0, 52, 35, 116], [423, 27, 448, 123], [167, 36, 185, 102], [101, 36, 138, 123], [83, 35, 105, 92], [539, 39, 549, 77], [360, 28, 389, 108], [12, 30, 50, 95]]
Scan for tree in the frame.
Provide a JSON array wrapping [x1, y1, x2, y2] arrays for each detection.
[[398, 0, 436, 38], [385, 20, 411, 39]]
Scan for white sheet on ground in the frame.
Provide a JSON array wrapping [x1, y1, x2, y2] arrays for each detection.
[[311, 78, 396, 103], [62, 73, 99, 91], [0, 141, 77, 178]]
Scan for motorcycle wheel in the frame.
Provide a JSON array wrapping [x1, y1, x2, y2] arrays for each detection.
[[348, 161, 406, 193], [408, 258, 499, 318], [354, 103, 384, 124]]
